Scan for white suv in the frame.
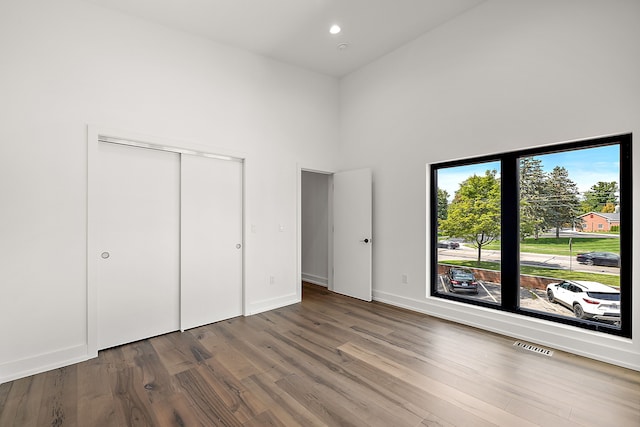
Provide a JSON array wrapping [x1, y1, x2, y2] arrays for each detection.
[[546, 280, 620, 323]]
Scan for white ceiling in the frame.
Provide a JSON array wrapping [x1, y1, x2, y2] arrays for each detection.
[[83, 0, 485, 77]]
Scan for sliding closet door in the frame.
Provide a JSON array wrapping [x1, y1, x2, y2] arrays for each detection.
[[180, 155, 243, 331], [95, 142, 180, 350]]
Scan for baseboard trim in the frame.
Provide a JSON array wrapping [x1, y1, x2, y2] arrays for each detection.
[[0, 344, 91, 385], [301, 272, 328, 287], [245, 293, 300, 316]]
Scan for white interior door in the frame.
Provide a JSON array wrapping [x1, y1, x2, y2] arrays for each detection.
[[180, 155, 243, 331], [96, 142, 180, 350], [333, 168, 372, 301]]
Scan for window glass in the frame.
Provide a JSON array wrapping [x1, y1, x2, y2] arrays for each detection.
[[518, 145, 621, 329], [435, 161, 501, 305]]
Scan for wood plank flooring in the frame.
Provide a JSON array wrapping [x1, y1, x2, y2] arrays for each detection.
[[1, 282, 639, 426]]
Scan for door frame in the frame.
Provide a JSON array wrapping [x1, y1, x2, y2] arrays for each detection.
[[297, 166, 335, 300], [87, 125, 246, 357]]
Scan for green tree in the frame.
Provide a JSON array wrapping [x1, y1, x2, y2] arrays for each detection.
[[519, 157, 546, 240], [437, 188, 449, 223], [581, 181, 619, 213], [440, 170, 500, 264], [545, 166, 580, 238]]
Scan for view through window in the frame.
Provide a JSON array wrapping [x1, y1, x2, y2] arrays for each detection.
[[431, 135, 630, 336], [435, 161, 502, 305]]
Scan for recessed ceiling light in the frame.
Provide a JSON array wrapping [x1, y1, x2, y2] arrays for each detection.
[[329, 24, 341, 35]]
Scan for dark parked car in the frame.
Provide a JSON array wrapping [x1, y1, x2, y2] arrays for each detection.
[[446, 268, 478, 294], [576, 252, 620, 267], [437, 240, 460, 249]]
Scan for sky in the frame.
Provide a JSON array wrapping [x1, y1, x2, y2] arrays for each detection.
[[436, 144, 620, 201]]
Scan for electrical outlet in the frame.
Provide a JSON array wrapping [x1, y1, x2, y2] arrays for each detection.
[[401, 274, 408, 284], [270, 275, 275, 285]]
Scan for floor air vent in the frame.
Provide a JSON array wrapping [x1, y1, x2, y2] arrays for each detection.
[[513, 341, 553, 356]]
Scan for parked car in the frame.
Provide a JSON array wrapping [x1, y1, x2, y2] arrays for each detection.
[[546, 280, 620, 322], [446, 268, 478, 294], [437, 240, 460, 249], [576, 252, 620, 267]]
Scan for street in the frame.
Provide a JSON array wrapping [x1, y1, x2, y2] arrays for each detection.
[[438, 245, 619, 275]]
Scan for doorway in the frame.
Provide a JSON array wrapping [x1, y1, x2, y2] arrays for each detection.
[[299, 168, 373, 302], [300, 170, 332, 293]]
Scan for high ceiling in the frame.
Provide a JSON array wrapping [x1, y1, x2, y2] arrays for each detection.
[[83, 0, 485, 77]]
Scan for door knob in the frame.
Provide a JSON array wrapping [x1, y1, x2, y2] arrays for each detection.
[[361, 238, 370, 244], [236, 244, 242, 249], [101, 252, 110, 259]]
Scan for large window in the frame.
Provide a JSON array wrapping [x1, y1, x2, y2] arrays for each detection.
[[430, 134, 631, 337]]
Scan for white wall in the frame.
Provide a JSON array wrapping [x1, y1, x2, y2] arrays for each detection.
[[339, 0, 640, 370], [0, 0, 338, 383], [301, 171, 330, 286]]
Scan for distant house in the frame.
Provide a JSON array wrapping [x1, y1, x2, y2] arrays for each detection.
[[577, 212, 620, 232]]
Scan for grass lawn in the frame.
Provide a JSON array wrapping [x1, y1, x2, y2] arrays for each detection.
[[483, 237, 620, 256], [440, 260, 620, 288]]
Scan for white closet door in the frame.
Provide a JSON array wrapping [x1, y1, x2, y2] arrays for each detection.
[[96, 142, 180, 350], [180, 155, 243, 331]]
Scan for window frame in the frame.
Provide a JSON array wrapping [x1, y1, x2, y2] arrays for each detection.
[[429, 133, 632, 338]]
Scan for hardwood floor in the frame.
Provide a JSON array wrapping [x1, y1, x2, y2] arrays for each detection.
[[1, 282, 639, 426]]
